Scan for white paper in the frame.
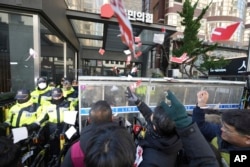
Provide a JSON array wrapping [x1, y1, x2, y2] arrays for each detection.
[[134, 145, 143, 167], [124, 49, 131, 55], [63, 111, 78, 125], [153, 33, 165, 44], [65, 126, 77, 140], [111, 85, 118, 91], [12, 127, 28, 143]]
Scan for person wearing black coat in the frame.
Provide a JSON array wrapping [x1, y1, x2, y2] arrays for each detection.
[[128, 88, 219, 167], [134, 101, 182, 167]]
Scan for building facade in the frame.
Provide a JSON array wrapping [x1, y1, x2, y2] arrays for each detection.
[[1, 0, 249, 93], [152, 0, 249, 58], [0, 0, 177, 93]]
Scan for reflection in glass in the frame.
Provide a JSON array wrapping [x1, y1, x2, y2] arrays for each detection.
[[0, 12, 34, 92]]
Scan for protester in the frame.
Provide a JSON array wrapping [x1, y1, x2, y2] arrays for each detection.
[[31, 77, 52, 105], [84, 123, 136, 167], [126, 87, 182, 167], [192, 90, 250, 166], [0, 136, 23, 167], [159, 90, 219, 166], [61, 100, 114, 167]]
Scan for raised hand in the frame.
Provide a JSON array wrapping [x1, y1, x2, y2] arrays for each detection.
[[160, 90, 191, 128], [125, 87, 140, 105], [197, 90, 209, 108]]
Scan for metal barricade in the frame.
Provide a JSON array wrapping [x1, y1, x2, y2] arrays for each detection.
[[78, 76, 246, 130]]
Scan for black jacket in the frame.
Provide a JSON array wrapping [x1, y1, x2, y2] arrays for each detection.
[[137, 102, 182, 167], [137, 102, 219, 167], [61, 122, 117, 167]]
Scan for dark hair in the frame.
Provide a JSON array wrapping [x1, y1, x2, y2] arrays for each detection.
[[0, 137, 22, 167], [152, 106, 176, 136], [89, 100, 112, 124], [84, 123, 136, 167], [222, 109, 250, 135]]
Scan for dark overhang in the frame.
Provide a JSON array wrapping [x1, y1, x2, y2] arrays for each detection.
[[66, 9, 176, 53]]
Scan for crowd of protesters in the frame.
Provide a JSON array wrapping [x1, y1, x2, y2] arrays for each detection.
[[1, 78, 250, 167]]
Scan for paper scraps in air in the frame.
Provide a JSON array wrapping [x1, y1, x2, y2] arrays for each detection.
[[126, 55, 132, 65], [153, 33, 165, 44], [99, 48, 105, 55], [135, 36, 141, 43], [135, 51, 142, 58], [170, 52, 189, 64], [124, 49, 131, 55], [136, 42, 142, 47], [111, 85, 119, 91], [110, 0, 135, 57], [210, 22, 240, 42], [131, 66, 138, 73], [161, 27, 165, 33], [129, 79, 142, 91], [64, 110, 78, 125], [25, 48, 37, 61], [12, 127, 28, 143]]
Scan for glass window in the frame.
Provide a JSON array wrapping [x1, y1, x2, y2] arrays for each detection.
[[40, 22, 64, 86], [0, 12, 34, 92], [66, 45, 76, 82]]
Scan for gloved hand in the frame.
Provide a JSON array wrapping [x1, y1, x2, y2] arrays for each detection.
[[0, 122, 9, 131], [125, 87, 140, 105], [160, 90, 191, 128], [24, 123, 40, 131], [39, 113, 49, 124], [197, 90, 209, 108]]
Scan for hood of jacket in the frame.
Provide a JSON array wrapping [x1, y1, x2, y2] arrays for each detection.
[[139, 132, 183, 154]]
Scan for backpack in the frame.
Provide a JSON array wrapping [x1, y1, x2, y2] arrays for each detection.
[[71, 141, 85, 167]]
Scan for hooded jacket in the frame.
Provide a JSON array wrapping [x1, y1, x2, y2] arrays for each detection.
[[137, 102, 182, 167], [61, 122, 117, 167]]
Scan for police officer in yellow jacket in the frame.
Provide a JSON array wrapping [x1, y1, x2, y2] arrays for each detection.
[[31, 77, 52, 105], [0, 89, 47, 133], [62, 79, 78, 111], [43, 88, 75, 156]]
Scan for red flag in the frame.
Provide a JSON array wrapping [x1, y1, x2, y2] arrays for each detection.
[[170, 53, 189, 64], [210, 22, 240, 42], [110, 0, 135, 56]]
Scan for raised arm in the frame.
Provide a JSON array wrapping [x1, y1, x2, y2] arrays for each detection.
[[126, 87, 152, 121], [160, 90, 219, 167], [192, 90, 221, 141]]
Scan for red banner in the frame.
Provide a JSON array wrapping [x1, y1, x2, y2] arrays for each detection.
[[110, 0, 135, 56]]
